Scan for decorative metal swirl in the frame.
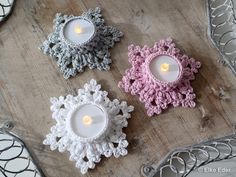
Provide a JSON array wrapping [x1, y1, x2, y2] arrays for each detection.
[[142, 133, 236, 177], [207, 0, 236, 75], [0, 121, 44, 177], [0, 0, 14, 22]]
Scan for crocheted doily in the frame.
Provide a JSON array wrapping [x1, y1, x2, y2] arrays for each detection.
[[43, 79, 134, 174], [118, 38, 201, 116], [39, 7, 123, 79]]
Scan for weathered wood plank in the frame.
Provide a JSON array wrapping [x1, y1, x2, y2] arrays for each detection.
[[0, 0, 236, 176]]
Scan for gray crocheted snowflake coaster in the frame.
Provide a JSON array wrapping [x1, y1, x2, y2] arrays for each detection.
[[39, 7, 123, 79]]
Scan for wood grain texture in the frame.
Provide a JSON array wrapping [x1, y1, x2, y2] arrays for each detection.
[[1, 0, 236, 176]]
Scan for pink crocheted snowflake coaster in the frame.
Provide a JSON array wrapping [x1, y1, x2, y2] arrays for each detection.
[[118, 38, 201, 116]]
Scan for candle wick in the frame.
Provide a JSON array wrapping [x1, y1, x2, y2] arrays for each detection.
[[83, 115, 93, 125], [74, 26, 83, 34], [161, 63, 170, 72]]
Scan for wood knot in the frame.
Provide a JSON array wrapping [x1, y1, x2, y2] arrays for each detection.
[[198, 105, 214, 131], [210, 86, 230, 100]]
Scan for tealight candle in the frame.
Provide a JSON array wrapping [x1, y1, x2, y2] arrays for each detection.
[[119, 39, 200, 116], [82, 115, 93, 125], [44, 79, 134, 174], [40, 10, 123, 79], [149, 55, 182, 83], [67, 103, 108, 141], [62, 17, 95, 46]]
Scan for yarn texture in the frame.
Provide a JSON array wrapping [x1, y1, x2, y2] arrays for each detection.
[[39, 7, 123, 79], [118, 38, 201, 116], [43, 79, 134, 174]]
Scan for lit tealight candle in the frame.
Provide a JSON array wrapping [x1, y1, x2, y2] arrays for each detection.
[[67, 103, 108, 140], [149, 55, 182, 83], [83, 115, 93, 125], [160, 63, 170, 72], [74, 26, 83, 34], [63, 17, 95, 46]]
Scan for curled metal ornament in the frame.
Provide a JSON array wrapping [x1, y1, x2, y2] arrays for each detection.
[[0, 0, 14, 23], [141, 134, 236, 177], [0, 121, 45, 177], [207, 0, 236, 75]]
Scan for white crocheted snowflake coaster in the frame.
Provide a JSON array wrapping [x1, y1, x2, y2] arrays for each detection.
[[39, 7, 123, 79], [43, 79, 134, 174]]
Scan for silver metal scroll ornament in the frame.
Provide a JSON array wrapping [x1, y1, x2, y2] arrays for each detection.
[[0, 121, 45, 177], [207, 0, 236, 75], [141, 131, 236, 177], [0, 0, 15, 22]]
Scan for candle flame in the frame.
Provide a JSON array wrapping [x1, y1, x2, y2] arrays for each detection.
[[161, 63, 169, 72], [83, 115, 93, 125], [74, 26, 82, 34]]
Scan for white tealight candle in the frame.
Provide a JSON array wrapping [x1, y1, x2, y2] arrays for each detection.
[[67, 103, 108, 140], [149, 55, 182, 83], [62, 17, 95, 46]]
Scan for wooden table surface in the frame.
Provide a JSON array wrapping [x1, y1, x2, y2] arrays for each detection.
[[1, 0, 236, 176]]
